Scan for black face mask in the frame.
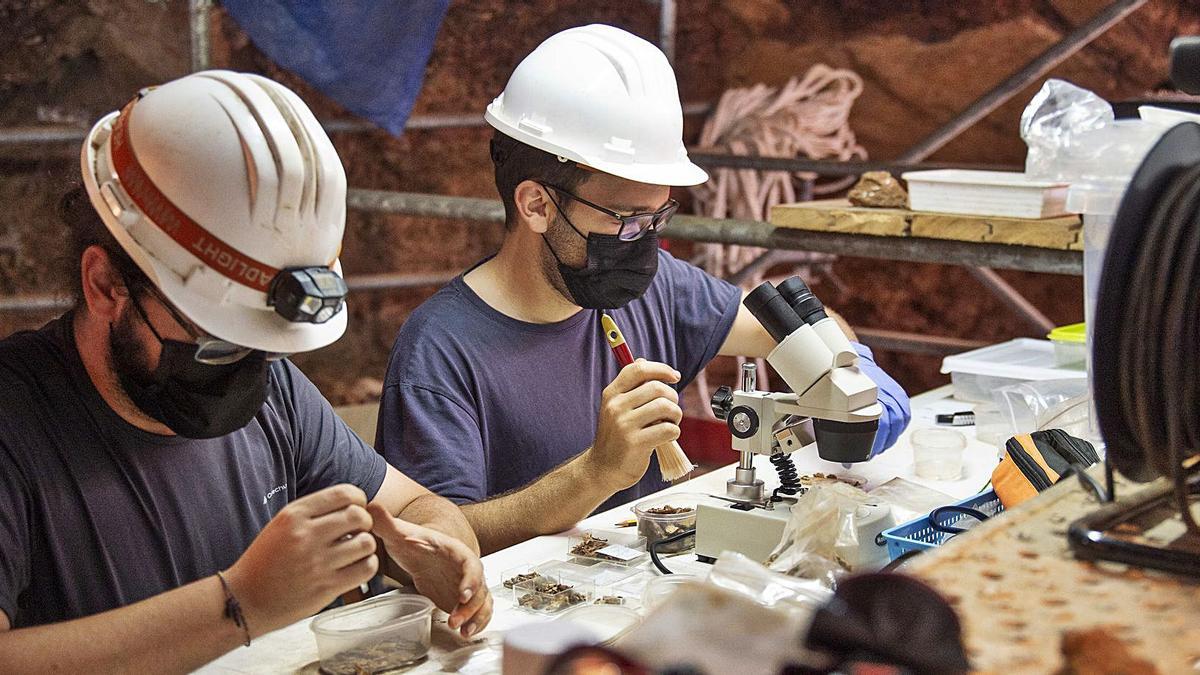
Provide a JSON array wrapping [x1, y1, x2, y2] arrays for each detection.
[[111, 301, 269, 439], [543, 212, 660, 310]]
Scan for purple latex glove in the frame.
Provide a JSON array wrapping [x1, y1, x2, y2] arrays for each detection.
[[853, 342, 911, 457]]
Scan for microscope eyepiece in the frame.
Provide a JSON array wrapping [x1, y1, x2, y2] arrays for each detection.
[[744, 282, 804, 344], [776, 276, 829, 325]]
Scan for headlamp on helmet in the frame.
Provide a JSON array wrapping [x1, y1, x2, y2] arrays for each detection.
[[268, 267, 348, 324]]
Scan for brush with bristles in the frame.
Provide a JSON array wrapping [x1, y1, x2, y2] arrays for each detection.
[[600, 314, 695, 481]]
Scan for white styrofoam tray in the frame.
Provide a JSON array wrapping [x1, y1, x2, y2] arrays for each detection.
[[902, 169, 1071, 219], [940, 338, 1087, 380]]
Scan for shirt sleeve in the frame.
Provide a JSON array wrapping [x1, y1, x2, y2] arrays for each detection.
[[661, 252, 742, 388], [375, 382, 487, 505], [276, 362, 388, 500], [0, 441, 31, 624]]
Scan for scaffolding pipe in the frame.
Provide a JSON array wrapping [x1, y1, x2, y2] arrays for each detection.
[[855, 328, 989, 357], [0, 290, 990, 359], [345, 189, 1082, 275], [348, 189, 507, 222], [966, 267, 1057, 334], [188, 0, 212, 72], [687, 153, 1017, 176], [0, 272, 459, 314], [897, 0, 1148, 163], [660, 0, 677, 66], [0, 102, 715, 149]]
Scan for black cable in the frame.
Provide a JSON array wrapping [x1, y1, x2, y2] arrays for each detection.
[[649, 527, 696, 575], [769, 453, 804, 502], [1102, 151, 1200, 530], [926, 505, 990, 535]]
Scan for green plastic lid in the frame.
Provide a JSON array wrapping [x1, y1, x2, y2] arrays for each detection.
[[1047, 322, 1086, 344]]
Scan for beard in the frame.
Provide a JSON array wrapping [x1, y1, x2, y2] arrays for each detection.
[[539, 211, 586, 306], [108, 305, 157, 411]]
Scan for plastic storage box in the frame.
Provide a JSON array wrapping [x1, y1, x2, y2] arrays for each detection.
[[309, 594, 434, 675], [902, 169, 1070, 219], [1047, 322, 1087, 367], [512, 572, 595, 615], [941, 338, 1086, 403]]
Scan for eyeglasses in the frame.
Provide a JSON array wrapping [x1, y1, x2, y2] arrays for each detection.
[[128, 286, 289, 366], [542, 184, 679, 242]]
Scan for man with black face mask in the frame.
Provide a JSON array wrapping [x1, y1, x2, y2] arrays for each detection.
[[376, 25, 912, 555], [0, 72, 491, 673]]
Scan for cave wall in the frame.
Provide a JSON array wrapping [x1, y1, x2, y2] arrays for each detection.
[[2, 0, 1196, 401]]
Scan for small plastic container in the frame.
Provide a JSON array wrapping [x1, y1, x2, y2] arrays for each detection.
[[568, 530, 648, 567], [310, 594, 434, 675], [911, 428, 968, 481], [941, 338, 1086, 403], [555, 604, 642, 644], [633, 493, 706, 554], [557, 561, 645, 587], [641, 574, 699, 610], [1047, 322, 1087, 367], [493, 560, 579, 597], [512, 572, 594, 615]]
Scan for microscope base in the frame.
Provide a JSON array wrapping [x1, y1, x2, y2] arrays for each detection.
[[695, 500, 896, 570], [695, 502, 791, 564]]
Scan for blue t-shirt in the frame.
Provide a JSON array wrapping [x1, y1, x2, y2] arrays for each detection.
[[0, 314, 387, 627], [377, 250, 741, 512]]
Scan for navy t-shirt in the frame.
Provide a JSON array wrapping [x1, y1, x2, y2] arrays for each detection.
[[376, 250, 741, 512], [0, 314, 387, 628]]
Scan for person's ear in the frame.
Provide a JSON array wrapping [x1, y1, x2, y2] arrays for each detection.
[[513, 180, 554, 234], [80, 246, 130, 323]]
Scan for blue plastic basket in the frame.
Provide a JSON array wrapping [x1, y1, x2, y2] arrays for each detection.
[[880, 489, 1004, 560]]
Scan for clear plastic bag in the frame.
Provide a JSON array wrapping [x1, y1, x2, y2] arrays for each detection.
[[765, 482, 878, 580], [707, 551, 833, 618], [1020, 79, 1114, 180], [992, 378, 1090, 438], [866, 477, 956, 525]]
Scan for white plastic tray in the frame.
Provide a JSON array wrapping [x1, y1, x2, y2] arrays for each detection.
[[903, 169, 1071, 219], [941, 338, 1086, 403]]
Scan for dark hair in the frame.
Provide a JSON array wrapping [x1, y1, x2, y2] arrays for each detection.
[[490, 129, 591, 229], [59, 185, 150, 304]]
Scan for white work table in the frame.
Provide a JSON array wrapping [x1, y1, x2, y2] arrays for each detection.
[[199, 386, 998, 674]]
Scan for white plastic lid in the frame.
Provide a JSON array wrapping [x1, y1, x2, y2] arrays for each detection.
[[503, 620, 599, 674], [901, 169, 1068, 188], [555, 605, 642, 644], [940, 338, 1087, 380]]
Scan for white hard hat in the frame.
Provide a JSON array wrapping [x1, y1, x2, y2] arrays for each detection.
[[80, 70, 349, 355], [485, 24, 708, 187]]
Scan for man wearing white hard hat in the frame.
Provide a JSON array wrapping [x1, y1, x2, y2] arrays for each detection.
[[377, 25, 912, 553], [0, 71, 491, 671]]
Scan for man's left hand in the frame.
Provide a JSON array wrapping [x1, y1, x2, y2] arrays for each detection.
[[853, 342, 912, 457], [367, 503, 493, 638]]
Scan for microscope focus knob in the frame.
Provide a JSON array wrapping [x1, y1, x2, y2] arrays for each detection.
[[727, 405, 760, 439], [710, 386, 734, 421]]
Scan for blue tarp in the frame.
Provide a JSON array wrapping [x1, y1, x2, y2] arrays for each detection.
[[221, 0, 450, 136]]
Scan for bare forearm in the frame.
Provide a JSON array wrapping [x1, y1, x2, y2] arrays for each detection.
[[397, 493, 480, 555], [0, 576, 250, 674], [461, 451, 613, 555]]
